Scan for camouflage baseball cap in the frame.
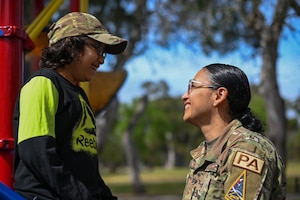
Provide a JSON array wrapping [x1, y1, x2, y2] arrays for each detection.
[[48, 12, 127, 54]]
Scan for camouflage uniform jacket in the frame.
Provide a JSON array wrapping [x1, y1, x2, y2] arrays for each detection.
[[182, 119, 286, 200]]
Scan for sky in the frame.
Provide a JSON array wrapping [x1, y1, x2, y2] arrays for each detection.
[[100, 18, 300, 117], [118, 36, 299, 99]]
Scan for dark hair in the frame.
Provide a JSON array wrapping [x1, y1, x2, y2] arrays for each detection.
[[204, 63, 264, 133], [39, 36, 87, 69]]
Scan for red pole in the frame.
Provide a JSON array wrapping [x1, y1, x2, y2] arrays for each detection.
[[34, 0, 44, 17], [0, 0, 24, 188], [30, 0, 45, 74], [70, 0, 80, 12]]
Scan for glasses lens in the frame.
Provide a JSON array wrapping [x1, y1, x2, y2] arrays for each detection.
[[188, 79, 218, 94], [188, 80, 192, 94], [96, 46, 105, 57], [86, 42, 105, 57]]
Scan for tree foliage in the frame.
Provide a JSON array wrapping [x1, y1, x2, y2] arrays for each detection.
[[101, 80, 200, 168], [288, 96, 300, 120], [249, 84, 267, 129]]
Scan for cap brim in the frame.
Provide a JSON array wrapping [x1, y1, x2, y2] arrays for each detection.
[[88, 34, 127, 55]]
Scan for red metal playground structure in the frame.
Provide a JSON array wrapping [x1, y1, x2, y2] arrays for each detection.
[[0, 0, 126, 198]]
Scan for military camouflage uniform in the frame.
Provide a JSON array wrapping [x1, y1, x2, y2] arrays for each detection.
[[182, 120, 286, 200]]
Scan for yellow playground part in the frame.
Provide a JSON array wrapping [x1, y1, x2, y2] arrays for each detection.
[[26, 0, 64, 41]]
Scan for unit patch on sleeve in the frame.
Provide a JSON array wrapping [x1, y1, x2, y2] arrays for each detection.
[[232, 151, 265, 174], [225, 170, 246, 200]]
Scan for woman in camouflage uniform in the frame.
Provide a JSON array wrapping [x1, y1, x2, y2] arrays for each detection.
[[181, 63, 286, 200]]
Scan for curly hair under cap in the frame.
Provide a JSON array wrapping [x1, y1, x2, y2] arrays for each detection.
[[204, 63, 264, 133], [39, 36, 88, 69]]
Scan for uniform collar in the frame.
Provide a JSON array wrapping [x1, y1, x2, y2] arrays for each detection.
[[190, 119, 243, 162]]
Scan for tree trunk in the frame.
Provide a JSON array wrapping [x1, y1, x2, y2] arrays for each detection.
[[164, 131, 176, 169], [96, 98, 119, 152], [260, 29, 287, 163], [122, 95, 148, 194], [122, 133, 145, 194], [238, 0, 290, 164]]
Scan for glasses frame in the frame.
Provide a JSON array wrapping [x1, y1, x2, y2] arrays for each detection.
[[85, 41, 106, 58], [188, 79, 218, 94]]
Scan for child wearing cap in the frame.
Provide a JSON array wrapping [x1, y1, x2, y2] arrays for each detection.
[[13, 12, 127, 200]]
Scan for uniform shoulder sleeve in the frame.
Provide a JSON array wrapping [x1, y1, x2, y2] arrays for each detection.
[[224, 137, 286, 199]]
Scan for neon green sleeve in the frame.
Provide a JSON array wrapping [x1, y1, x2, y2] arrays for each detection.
[[18, 76, 59, 143]]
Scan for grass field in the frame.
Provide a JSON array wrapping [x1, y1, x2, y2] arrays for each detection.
[[286, 161, 300, 194], [102, 167, 188, 196], [102, 162, 300, 196]]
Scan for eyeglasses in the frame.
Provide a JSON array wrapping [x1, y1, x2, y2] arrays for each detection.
[[188, 79, 218, 94], [85, 41, 106, 58]]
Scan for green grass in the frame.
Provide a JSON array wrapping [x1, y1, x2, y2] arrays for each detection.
[[102, 162, 300, 196], [286, 161, 300, 177], [286, 161, 300, 193], [102, 167, 187, 196]]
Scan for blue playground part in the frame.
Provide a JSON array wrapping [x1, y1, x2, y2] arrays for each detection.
[[0, 182, 25, 200]]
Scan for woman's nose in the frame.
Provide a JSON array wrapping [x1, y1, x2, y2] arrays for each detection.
[[181, 91, 188, 101]]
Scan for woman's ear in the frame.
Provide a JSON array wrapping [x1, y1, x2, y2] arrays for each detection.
[[213, 87, 228, 106]]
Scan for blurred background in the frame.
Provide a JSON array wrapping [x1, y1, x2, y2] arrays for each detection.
[[2, 0, 300, 199]]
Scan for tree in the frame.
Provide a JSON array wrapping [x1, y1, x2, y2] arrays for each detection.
[[286, 95, 300, 161], [110, 80, 200, 168], [288, 95, 300, 120], [249, 84, 267, 128], [122, 95, 148, 194]]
